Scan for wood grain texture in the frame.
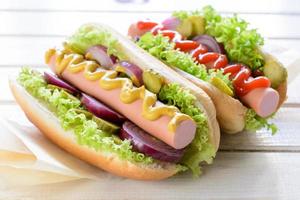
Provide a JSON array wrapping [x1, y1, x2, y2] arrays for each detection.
[[1, 0, 299, 14], [0, 12, 300, 38], [0, 152, 299, 199], [0, 36, 299, 67], [0, 1, 300, 198], [221, 107, 300, 151]]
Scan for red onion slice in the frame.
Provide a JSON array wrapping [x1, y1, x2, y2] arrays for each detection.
[[86, 45, 115, 69], [192, 34, 225, 54], [113, 61, 144, 87], [162, 17, 181, 30], [44, 72, 80, 95], [120, 121, 184, 163], [81, 93, 126, 125]]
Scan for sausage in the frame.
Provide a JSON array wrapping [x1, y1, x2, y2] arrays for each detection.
[[241, 87, 279, 117], [47, 55, 196, 149], [128, 23, 149, 40]]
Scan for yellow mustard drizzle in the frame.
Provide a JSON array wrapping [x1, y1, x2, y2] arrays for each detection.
[[45, 48, 194, 133]]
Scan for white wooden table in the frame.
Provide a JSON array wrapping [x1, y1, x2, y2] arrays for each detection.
[[0, 0, 300, 199]]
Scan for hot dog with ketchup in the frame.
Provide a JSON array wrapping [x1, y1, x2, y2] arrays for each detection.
[[128, 6, 287, 134], [9, 23, 220, 180]]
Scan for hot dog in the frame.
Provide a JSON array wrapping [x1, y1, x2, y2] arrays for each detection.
[[10, 23, 220, 180], [127, 6, 287, 134], [46, 52, 196, 149], [242, 88, 279, 118]]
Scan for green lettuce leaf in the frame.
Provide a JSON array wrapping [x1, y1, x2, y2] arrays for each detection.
[[203, 6, 264, 70], [172, 10, 202, 21], [18, 68, 157, 165], [67, 24, 126, 60], [245, 109, 278, 135], [137, 32, 232, 89], [172, 7, 265, 70], [159, 83, 215, 176], [138, 15, 275, 134]]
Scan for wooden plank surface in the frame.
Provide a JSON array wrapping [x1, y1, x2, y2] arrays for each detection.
[[0, 1, 300, 199], [1, 152, 299, 199], [1, 0, 299, 14], [0, 36, 299, 67], [221, 107, 300, 151], [1, 12, 300, 39]]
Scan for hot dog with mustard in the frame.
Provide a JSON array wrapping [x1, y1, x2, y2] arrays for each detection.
[[10, 23, 220, 180]]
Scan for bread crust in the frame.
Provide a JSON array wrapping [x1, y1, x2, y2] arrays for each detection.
[[174, 68, 287, 134], [9, 79, 178, 180], [90, 23, 220, 150]]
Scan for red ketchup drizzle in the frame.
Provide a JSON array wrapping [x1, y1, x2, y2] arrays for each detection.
[[137, 20, 158, 30], [136, 20, 271, 97], [159, 30, 182, 41], [191, 46, 271, 96]]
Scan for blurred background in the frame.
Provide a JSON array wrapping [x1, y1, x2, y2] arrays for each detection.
[[0, 0, 299, 68], [1, 0, 299, 102]]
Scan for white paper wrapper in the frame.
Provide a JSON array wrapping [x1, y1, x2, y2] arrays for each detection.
[[0, 119, 32, 155], [0, 113, 115, 187]]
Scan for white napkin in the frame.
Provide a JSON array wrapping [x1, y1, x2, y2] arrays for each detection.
[[0, 112, 115, 187]]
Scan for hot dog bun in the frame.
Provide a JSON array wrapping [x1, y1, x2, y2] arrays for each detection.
[[10, 23, 221, 179], [174, 68, 287, 134], [9, 79, 179, 180], [88, 23, 220, 149]]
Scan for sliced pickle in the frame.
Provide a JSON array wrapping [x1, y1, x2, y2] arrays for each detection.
[[210, 76, 234, 96], [72, 109, 120, 135], [189, 16, 205, 37], [142, 69, 164, 94], [111, 135, 122, 145], [72, 109, 93, 118], [263, 53, 287, 88], [176, 18, 193, 38], [92, 115, 120, 135], [47, 84, 75, 96]]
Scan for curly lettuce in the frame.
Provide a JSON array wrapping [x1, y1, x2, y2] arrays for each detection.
[[18, 68, 156, 165], [203, 6, 264, 70], [138, 32, 275, 134], [173, 6, 264, 70], [67, 24, 127, 60], [137, 32, 232, 88], [173, 10, 202, 21], [245, 109, 278, 135], [159, 83, 215, 176]]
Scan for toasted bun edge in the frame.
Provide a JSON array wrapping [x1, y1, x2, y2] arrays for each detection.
[[9, 79, 178, 180], [173, 67, 287, 134], [88, 23, 220, 151]]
